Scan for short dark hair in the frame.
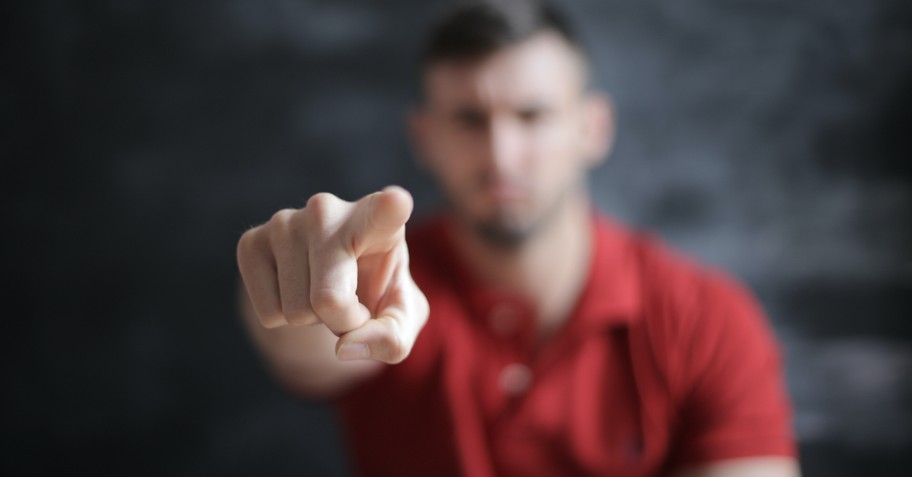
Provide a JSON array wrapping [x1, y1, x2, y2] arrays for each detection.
[[421, 0, 586, 67]]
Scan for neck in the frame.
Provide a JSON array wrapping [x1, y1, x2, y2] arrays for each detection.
[[446, 193, 594, 340]]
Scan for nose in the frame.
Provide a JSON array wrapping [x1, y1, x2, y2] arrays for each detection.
[[485, 117, 525, 174]]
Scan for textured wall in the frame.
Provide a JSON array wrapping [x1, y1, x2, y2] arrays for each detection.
[[2, 0, 910, 475]]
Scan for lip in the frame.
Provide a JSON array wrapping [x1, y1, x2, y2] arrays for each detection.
[[484, 183, 526, 201]]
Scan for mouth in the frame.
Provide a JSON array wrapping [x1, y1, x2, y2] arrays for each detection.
[[476, 175, 528, 203], [484, 182, 526, 202]]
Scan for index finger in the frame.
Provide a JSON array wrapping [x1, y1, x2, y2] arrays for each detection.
[[347, 186, 413, 257]]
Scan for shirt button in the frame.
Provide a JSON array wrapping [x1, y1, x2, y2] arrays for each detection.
[[489, 302, 520, 336], [499, 363, 533, 396]]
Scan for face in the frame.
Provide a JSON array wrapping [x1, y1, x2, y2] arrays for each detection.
[[412, 32, 613, 247]]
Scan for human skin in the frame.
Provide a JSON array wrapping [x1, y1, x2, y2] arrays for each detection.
[[237, 31, 610, 390], [236, 31, 800, 477], [408, 32, 611, 340]]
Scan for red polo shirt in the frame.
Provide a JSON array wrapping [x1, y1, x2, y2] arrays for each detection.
[[337, 213, 796, 477]]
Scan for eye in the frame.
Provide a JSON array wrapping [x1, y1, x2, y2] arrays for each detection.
[[452, 109, 487, 130], [517, 106, 547, 125]]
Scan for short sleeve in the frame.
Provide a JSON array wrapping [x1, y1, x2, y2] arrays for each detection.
[[668, 273, 797, 468]]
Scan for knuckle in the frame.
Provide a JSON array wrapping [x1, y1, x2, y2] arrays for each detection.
[[287, 209, 310, 243], [270, 208, 296, 225], [267, 210, 297, 246], [257, 311, 286, 329], [306, 193, 336, 217], [306, 193, 347, 235], [238, 224, 263, 249], [310, 288, 350, 318], [237, 227, 268, 269], [416, 295, 430, 327], [386, 339, 409, 364], [284, 310, 318, 326], [397, 242, 411, 266], [281, 293, 316, 326], [236, 229, 256, 258], [402, 280, 430, 328], [379, 321, 410, 364]]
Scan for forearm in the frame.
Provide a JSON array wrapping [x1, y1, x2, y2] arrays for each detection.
[[672, 457, 800, 477], [239, 284, 382, 398]]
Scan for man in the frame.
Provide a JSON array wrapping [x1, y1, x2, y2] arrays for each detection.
[[236, 1, 799, 476]]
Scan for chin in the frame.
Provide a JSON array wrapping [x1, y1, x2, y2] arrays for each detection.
[[448, 190, 556, 247], [473, 221, 531, 249], [471, 210, 540, 250]]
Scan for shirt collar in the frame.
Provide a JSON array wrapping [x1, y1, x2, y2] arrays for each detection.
[[426, 211, 642, 336], [572, 214, 643, 330]]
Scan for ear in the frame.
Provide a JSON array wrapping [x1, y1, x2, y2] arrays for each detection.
[[581, 91, 615, 168], [407, 107, 434, 171]]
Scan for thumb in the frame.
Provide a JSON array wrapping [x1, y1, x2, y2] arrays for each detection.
[[335, 282, 428, 364]]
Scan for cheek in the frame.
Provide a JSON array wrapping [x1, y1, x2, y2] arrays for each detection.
[[527, 120, 586, 187], [427, 131, 479, 190]]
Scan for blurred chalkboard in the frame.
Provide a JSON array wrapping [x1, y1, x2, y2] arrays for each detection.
[[2, 1, 910, 475]]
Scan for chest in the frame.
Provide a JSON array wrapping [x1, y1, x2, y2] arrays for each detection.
[[436, 306, 678, 477]]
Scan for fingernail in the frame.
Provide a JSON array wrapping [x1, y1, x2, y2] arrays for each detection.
[[383, 185, 407, 195], [338, 342, 371, 361]]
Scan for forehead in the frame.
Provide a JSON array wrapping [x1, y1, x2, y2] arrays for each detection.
[[423, 32, 587, 109]]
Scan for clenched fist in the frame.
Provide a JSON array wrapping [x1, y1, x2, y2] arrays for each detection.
[[237, 186, 429, 364]]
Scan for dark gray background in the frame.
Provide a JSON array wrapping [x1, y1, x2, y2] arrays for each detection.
[[2, 0, 910, 476]]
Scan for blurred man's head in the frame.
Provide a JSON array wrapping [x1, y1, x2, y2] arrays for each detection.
[[411, 0, 614, 249]]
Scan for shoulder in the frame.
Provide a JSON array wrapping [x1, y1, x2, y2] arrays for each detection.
[[627, 227, 765, 336], [620, 234, 797, 466], [619, 224, 782, 389]]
